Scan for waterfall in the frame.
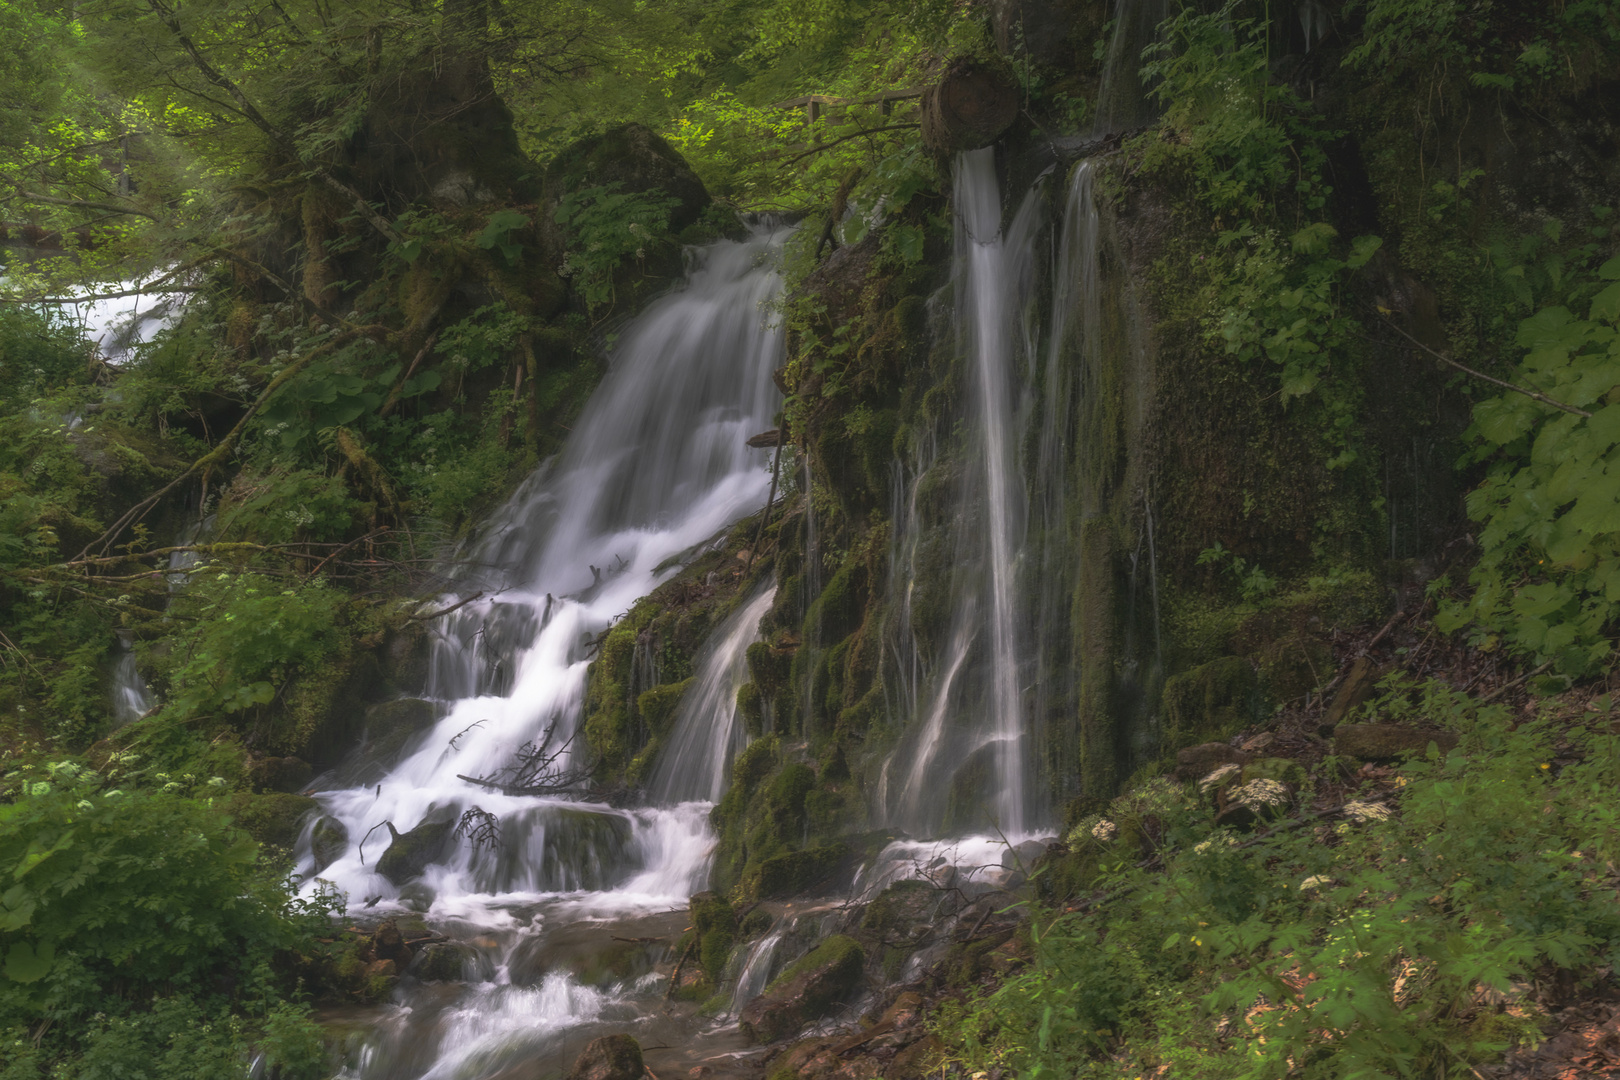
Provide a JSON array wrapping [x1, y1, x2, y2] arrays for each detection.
[[305, 223, 789, 1078], [110, 631, 152, 726], [882, 150, 1041, 838], [1094, 0, 1173, 134], [648, 585, 777, 803]]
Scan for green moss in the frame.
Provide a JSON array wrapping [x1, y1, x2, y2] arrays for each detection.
[[764, 934, 865, 996], [224, 792, 317, 854], [1160, 656, 1258, 749], [742, 843, 846, 901], [637, 677, 693, 736], [689, 891, 736, 985]]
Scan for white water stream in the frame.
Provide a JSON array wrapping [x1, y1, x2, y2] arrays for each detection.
[[301, 224, 789, 1077]]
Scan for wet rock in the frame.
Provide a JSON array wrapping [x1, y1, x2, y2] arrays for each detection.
[[226, 793, 318, 852], [739, 934, 865, 1044], [1335, 723, 1459, 760], [370, 919, 414, 966], [989, 0, 1099, 66], [921, 58, 1020, 154], [568, 1034, 644, 1080], [310, 815, 349, 875], [690, 891, 736, 985], [1174, 742, 1249, 782], [363, 958, 397, 980], [409, 942, 474, 982], [1240, 731, 1276, 754], [545, 124, 710, 234], [746, 843, 847, 900], [1162, 657, 1258, 746], [376, 810, 456, 885], [1000, 838, 1051, 872], [861, 880, 939, 937]]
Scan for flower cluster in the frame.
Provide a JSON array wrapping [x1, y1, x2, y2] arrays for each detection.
[[1342, 799, 1392, 823], [1234, 778, 1290, 810], [1199, 763, 1241, 793]]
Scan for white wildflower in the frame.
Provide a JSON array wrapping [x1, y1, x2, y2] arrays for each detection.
[[1234, 778, 1290, 810], [1091, 819, 1119, 843], [1199, 764, 1241, 793], [1299, 875, 1333, 891], [1193, 830, 1240, 855], [1342, 799, 1392, 823]]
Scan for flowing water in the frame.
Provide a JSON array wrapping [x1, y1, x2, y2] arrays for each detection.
[[879, 149, 1043, 838], [300, 224, 789, 1078]]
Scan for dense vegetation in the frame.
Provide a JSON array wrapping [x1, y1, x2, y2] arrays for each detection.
[[2, 0, 1619, 1075]]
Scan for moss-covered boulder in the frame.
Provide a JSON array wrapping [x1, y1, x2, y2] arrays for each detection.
[[637, 677, 693, 736], [567, 1034, 645, 1080], [1161, 656, 1258, 748], [408, 942, 474, 982], [689, 891, 736, 986], [376, 811, 456, 886], [310, 815, 349, 875], [225, 793, 317, 852], [738, 935, 866, 1044], [742, 844, 847, 901]]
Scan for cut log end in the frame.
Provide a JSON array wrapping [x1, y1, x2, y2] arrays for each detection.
[[922, 59, 1020, 154]]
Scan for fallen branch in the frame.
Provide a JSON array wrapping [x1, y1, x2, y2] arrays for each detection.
[[776, 123, 920, 168], [1480, 659, 1555, 704], [411, 591, 486, 622], [1380, 318, 1591, 418]]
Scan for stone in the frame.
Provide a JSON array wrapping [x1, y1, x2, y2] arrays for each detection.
[[226, 793, 318, 852], [1240, 757, 1308, 788], [1162, 657, 1258, 747], [365, 697, 439, 741], [370, 919, 413, 966], [363, 958, 397, 980], [376, 811, 456, 885], [544, 122, 711, 237], [568, 1034, 644, 1080], [1000, 839, 1050, 872], [409, 942, 474, 982], [1240, 731, 1276, 754], [738, 935, 866, 1044], [746, 844, 847, 900], [1335, 723, 1459, 760], [310, 815, 349, 875], [1174, 742, 1249, 782]]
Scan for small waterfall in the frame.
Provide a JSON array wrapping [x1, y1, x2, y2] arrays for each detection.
[[729, 925, 786, 1015], [648, 585, 777, 803], [1094, 0, 1173, 134], [110, 631, 152, 726], [304, 223, 790, 1079], [883, 150, 1041, 837]]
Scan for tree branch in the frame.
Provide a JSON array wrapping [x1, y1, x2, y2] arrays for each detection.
[[775, 123, 920, 168], [17, 192, 160, 221], [1379, 317, 1591, 418]]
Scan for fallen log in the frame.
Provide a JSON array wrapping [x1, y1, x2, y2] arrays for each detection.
[[921, 58, 1020, 154]]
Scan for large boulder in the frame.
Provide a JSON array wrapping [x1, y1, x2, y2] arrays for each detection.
[[310, 815, 349, 875], [376, 810, 456, 885], [567, 1034, 644, 1080], [921, 58, 1020, 154], [543, 122, 710, 236], [739, 935, 866, 1044], [226, 793, 318, 852]]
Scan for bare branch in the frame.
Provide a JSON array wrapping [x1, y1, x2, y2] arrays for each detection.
[[1379, 317, 1592, 418]]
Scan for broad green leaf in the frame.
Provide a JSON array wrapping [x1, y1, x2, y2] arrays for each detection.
[[5, 941, 54, 983]]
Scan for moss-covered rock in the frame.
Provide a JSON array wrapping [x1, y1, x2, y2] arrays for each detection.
[[225, 792, 317, 853], [1161, 656, 1258, 748], [738, 934, 866, 1044], [689, 890, 736, 985], [743, 843, 847, 901], [567, 1033, 645, 1080], [376, 810, 456, 885], [637, 677, 693, 736], [310, 814, 349, 875]]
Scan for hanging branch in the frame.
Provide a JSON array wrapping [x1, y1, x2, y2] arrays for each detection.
[[453, 807, 502, 849], [1379, 317, 1591, 418], [145, 0, 403, 245], [74, 323, 392, 559], [456, 721, 595, 796]]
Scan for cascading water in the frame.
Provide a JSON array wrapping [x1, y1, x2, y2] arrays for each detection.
[[649, 585, 777, 803], [302, 223, 789, 1078], [1093, 0, 1174, 134], [881, 149, 1042, 838]]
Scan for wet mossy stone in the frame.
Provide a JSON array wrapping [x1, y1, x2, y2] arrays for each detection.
[[311, 815, 349, 876], [737, 682, 765, 736], [251, 756, 314, 794], [1161, 656, 1258, 747], [545, 122, 710, 232], [377, 809, 457, 886], [689, 891, 736, 985], [745, 843, 848, 901], [409, 942, 474, 982], [739, 934, 866, 1044], [568, 1034, 645, 1080], [226, 793, 317, 852], [363, 697, 440, 763], [636, 678, 693, 737], [861, 880, 938, 936]]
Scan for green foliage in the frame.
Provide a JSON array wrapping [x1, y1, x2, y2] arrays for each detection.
[[940, 682, 1620, 1078], [1438, 257, 1620, 677], [556, 184, 682, 311], [155, 574, 344, 720], [0, 758, 337, 1074], [1196, 542, 1279, 604]]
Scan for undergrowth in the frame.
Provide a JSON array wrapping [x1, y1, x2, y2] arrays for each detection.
[[936, 680, 1620, 1079]]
